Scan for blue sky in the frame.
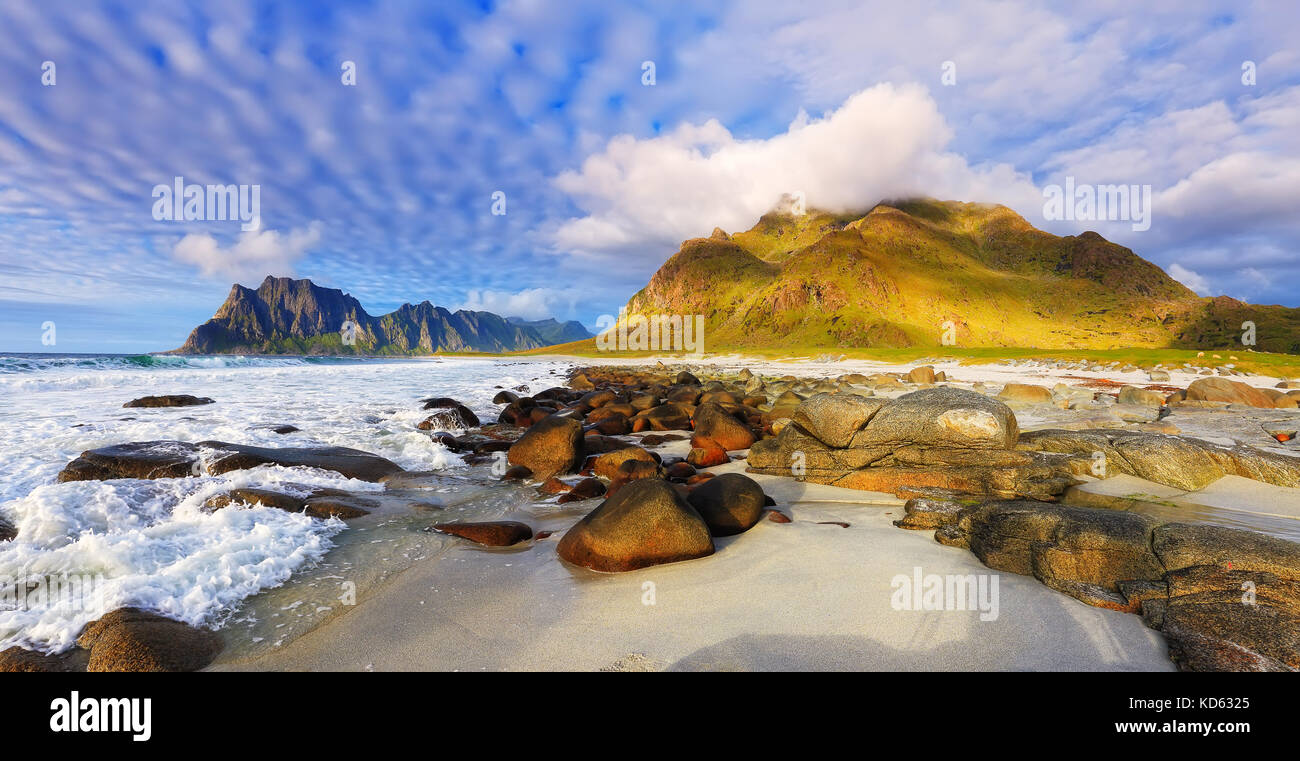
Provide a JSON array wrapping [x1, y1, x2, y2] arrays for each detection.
[[1, 0, 1298, 352]]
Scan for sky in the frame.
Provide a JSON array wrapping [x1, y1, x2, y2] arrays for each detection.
[[1, 0, 1298, 352]]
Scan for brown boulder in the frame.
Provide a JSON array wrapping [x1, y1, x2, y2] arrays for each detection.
[[906, 366, 936, 384], [556, 478, 714, 572], [997, 383, 1052, 404], [432, 521, 533, 546], [77, 608, 222, 672], [506, 415, 585, 481], [687, 445, 730, 468], [594, 447, 658, 480], [557, 477, 607, 503], [1185, 377, 1276, 408], [686, 473, 768, 536], [691, 402, 756, 451]]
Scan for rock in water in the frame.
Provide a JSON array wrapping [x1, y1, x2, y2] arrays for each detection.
[[418, 397, 481, 428], [557, 478, 714, 572], [57, 441, 404, 483], [506, 415, 584, 481], [123, 394, 214, 408], [686, 473, 768, 536], [0, 646, 88, 672], [77, 608, 223, 672], [432, 521, 533, 546]]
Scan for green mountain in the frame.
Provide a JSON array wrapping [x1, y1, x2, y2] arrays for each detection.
[[176, 276, 572, 354], [624, 199, 1300, 353]]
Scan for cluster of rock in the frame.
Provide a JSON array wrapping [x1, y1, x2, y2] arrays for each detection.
[[748, 386, 1084, 500]]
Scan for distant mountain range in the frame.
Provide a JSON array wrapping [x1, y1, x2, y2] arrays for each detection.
[[174, 276, 591, 355], [619, 198, 1300, 353]]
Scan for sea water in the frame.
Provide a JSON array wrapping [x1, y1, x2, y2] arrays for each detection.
[[0, 354, 572, 654]]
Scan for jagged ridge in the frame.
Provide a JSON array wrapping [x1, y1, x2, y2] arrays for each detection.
[[176, 276, 589, 355]]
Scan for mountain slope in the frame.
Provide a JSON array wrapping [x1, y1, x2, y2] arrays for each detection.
[[177, 277, 560, 354], [625, 199, 1300, 353]]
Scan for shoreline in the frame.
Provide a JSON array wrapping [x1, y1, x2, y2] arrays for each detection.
[[212, 460, 1174, 672]]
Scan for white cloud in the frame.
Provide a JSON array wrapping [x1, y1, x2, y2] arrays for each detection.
[[171, 222, 322, 283], [551, 83, 1038, 258], [1167, 263, 1210, 295], [459, 287, 579, 320]]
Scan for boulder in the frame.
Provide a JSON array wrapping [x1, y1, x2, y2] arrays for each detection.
[[77, 608, 222, 672], [1185, 377, 1278, 408], [852, 387, 1018, 451], [418, 407, 479, 431], [790, 393, 887, 448], [691, 403, 756, 451], [633, 404, 693, 432], [997, 383, 1053, 404], [506, 415, 585, 481], [1117, 385, 1166, 406], [556, 478, 714, 572], [57, 441, 404, 483], [594, 447, 658, 480], [906, 366, 936, 384], [123, 394, 214, 408], [0, 647, 88, 672], [557, 477, 608, 503], [687, 445, 730, 468], [432, 521, 533, 546], [685, 473, 767, 536]]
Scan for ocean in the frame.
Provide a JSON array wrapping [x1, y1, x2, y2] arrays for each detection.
[[0, 353, 572, 655]]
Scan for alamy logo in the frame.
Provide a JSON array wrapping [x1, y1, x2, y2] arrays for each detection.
[[152, 176, 261, 231], [594, 308, 705, 354], [1042, 176, 1151, 232], [890, 566, 1000, 621], [50, 691, 152, 742]]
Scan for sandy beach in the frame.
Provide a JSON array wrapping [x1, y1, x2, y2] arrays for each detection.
[[213, 454, 1173, 672]]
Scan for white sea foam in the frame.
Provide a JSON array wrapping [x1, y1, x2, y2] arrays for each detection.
[[0, 355, 570, 652]]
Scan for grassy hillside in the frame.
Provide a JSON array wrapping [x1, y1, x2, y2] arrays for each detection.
[[618, 199, 1300, 355]]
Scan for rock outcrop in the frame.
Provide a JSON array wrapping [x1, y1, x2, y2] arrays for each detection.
[[896, 498, 1300, 671], [748, 387, 1081, 499], [1018, 428, 1300, 491]]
